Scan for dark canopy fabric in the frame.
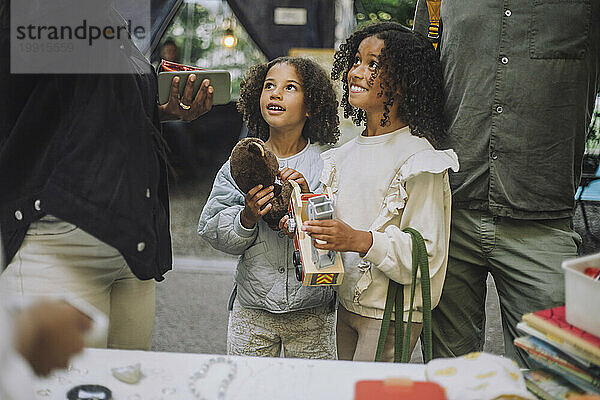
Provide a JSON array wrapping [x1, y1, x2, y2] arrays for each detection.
[[226, 0, 335, 60], [147, 0, 182, 56]]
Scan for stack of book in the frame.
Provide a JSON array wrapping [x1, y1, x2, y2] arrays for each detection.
[[514, 306, 600, 399]]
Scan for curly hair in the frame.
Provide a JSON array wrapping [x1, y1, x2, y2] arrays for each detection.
[[332, 21, 446, 147], [237, 56, 340, 145]]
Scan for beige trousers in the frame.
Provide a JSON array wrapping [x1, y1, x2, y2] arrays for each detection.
[[228, 299, 336, 359], [337, 305, 422, 362], [0, 215, 155, 350]]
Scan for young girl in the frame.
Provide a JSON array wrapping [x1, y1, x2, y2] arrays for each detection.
[[302, 22, 459, 362], [198, 57, 340, 359]]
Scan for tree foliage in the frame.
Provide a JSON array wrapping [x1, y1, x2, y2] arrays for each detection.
[[161, 2, 266, 98], [355, 0, 417, 28]]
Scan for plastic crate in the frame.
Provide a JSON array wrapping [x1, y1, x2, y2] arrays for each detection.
[[562, 252, 600, 337]]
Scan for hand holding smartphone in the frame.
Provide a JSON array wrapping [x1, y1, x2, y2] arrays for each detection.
[[157, 59, 231, 106], [158, 71, 231, 106]]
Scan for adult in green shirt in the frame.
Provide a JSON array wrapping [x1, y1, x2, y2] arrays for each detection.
[[413, 0, 599, 366]]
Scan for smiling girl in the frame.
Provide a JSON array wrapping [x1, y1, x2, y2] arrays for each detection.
[[198, 57, 340, 359], [301, 22, 459, 362]]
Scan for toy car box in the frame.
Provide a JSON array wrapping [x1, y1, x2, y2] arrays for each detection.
[[287, 180, 344, 286]]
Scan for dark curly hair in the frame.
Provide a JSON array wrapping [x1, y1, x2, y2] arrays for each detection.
[[332, 22, 446, 146], [237, 56, 340, 145]]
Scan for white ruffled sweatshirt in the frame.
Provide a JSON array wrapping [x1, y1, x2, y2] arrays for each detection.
[[320, 126, 459, 322]]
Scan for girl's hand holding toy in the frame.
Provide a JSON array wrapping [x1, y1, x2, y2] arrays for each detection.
[[278, 214, 295, 238], [240, 184, 274, 229], [302, 219, 373, 254], [279, 167, 310, 193], [277, 167, 308, 237]]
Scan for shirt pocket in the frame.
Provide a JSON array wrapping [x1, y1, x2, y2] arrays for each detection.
[[242, 241, 268, 262], [529, 0, 591, 59]]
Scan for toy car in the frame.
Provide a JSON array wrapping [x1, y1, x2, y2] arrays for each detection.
[[287, 180, 344, 286]]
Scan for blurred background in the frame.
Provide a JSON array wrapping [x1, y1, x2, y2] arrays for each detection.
[[141, 0, 600, 359]]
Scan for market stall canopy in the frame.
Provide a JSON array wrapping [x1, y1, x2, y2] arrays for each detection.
[[225, 0, 335, 60], [140, 0, 335, 61]]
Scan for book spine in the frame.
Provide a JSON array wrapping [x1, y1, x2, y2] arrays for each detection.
[[515, 340, 596, 385], [524, 380, 554, 400], [529, 356, 600, 394], [523, 314, 600, 359]]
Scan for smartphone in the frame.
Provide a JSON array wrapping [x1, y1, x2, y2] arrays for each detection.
[[157, 70, 231, 106]]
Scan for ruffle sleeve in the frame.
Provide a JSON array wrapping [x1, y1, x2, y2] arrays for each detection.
[[398, 149, 459, 182], [319, 148, 338, 193], [370, 168, 409, 231], [370, 149, 459, 232]]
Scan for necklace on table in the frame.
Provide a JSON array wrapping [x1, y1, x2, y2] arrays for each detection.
[[188, 357, 238, 400]]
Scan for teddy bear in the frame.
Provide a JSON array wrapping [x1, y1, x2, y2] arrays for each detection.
[[229, 137, 293, 230]]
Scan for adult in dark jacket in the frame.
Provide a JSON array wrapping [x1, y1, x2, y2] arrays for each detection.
[[413, 0, 599, 366], [0, 1, 213, 349]]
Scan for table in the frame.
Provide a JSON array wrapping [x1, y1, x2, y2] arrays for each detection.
[[34, 349, 425, 399]]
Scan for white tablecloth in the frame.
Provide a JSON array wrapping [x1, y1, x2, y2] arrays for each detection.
[[34, 349, 425, 399]]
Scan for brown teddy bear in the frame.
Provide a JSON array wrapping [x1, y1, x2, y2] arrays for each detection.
[[230, 137, 293, 230]]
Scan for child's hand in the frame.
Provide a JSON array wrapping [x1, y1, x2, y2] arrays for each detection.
[[277, 214, 295, 238], [279, 167, 310, 193], [301, 219, 373, 254], [240, 184, 274, 229]]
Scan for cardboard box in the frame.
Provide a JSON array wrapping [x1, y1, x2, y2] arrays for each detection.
[[562, 252, 600, 337]]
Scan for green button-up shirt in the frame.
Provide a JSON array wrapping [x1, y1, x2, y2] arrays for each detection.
[[414, 0, 599, 219]]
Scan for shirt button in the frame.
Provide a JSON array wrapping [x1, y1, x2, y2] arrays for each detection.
[[34, 200, 42, 211], [501, 56, 509, 65], [491, 152, 498, 160], [504, 9, 512, 17], [14, 210, 23, 220], [496, 105, 503, 114], [278, 266, 285, 274], [137, 242, 146, 252], [146, 188, 151, 198]]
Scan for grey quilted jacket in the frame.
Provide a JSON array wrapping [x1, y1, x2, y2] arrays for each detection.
[[197, 143, 335, 313]]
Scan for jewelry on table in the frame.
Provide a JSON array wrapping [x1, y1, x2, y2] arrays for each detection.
[[36, 389, 51, 397], [188, 357, 238, 400], [67, 365, 89, 376], [111, 363, 142, 384], [161, 387, 177, 395], [66, 384, 112, 400]]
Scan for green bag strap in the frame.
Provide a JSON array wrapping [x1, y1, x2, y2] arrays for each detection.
[[375, 279, 401, 362], [374, 227, 433, 363], [405, 227, 433, 363]]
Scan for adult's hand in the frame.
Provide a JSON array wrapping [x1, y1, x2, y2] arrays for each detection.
[[158, 74, 214, 122], [15, 301, 92, 376]]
